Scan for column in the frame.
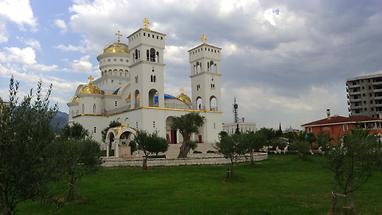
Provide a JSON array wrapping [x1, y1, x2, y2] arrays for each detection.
[[115, 138, 120, 157], [106, 142, 110, 157]]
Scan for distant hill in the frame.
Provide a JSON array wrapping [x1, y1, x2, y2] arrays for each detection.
[[50, 111, 68, 133]]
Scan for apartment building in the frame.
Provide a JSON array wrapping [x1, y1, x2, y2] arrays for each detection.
[[346, 73, 382, 118]]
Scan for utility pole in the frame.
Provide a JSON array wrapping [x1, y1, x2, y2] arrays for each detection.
[[233, 97, 240, 134]]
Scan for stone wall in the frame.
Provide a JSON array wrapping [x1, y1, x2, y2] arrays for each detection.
[[102, 152, 268, 167]]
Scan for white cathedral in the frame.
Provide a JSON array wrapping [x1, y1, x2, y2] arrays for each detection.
[[67, 19, 223, 158]]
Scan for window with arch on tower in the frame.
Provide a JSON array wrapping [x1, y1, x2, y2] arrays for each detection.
[[150, 75, 156, 83], [196, 97, 203, 110], [150, 48, 156, 62], [93, 104, 96, 113], [209, 96, 217, 111]]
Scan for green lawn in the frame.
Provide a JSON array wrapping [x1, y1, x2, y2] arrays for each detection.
[[18, 155, 382, 215]]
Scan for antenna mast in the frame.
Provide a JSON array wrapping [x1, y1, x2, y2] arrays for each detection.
[[233, 97, 239, 123]]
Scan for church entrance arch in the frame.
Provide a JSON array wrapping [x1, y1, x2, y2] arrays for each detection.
[[166, 116, 177, 144], [118, 127, 137, 158], [106, 131, 115, 157]]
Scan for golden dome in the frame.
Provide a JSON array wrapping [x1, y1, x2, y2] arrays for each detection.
[[80, 76, 102, 95], [71, 96, 80, 103], [177, 92, 191, 104], [103, 42, 129, 54]]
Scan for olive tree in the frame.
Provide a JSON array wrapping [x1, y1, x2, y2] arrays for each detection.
[[171, 113, 204, 158], [46, 138, 101, 202], [131, 131, 168, 169], [0, 77, 57, 215], [328, 129, 380, 213], [215, 134, 246, 178], [245, 132, 266, 165]]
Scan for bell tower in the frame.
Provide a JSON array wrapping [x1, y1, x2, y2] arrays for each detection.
[[127, 18, 166, 108], [189, 34, 222, 111]]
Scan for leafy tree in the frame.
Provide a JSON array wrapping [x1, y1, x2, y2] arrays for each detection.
[[131, 131, 168, 169], [291, 139, 310, 160], [328, 129, 379, 213], [46, 139, 101, 202], [305, 132, 316, 148], [61, 122, 89, 140], [316, 132, 330, 153], [218, 131, 228, 139], [242, 132, 266, 165], [101, 121, 121, 142], [0, 77, 57, 215], [171, 113, 204, 158], [215, 134, 246, 178]]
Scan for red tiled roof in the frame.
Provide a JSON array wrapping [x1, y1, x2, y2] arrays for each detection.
[[302, 115, 377, 127]]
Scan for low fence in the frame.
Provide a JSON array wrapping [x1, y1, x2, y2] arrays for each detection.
[[102, 152, 268, 167]]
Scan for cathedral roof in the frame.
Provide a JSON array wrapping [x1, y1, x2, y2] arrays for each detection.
[[102, 42, 129, 54], [80, 76, 102, 95], [177, 92, 191, 105]]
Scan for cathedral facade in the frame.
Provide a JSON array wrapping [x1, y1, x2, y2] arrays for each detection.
[[67, 20, 223, 156]]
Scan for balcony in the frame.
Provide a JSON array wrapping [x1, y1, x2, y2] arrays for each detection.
[[349, 91, 361, 96], [349, 98, 361, 102], [347, 84, 360, 89]]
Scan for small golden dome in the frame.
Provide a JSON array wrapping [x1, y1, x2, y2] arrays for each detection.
[[71, 96, 80, 103], [177, 92, 191, 104], [80, 76, 102, 95], [103, 42, 129, 54]]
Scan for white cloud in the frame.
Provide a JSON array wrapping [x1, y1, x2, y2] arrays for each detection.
[[2, 47, 36, 65], [221, 84, 346, 128], [0, 46, 59, 72], [0, 0, 37, 29], [22, 38, 41, 50], [71, 55, 93, 72], [0, 21, 8, 43], [54, 19, 67, 32], [55, 38, 100, 53], [28, 64, 59, 72], [0, 64, 78, 93], [164, 45, 190, 65]]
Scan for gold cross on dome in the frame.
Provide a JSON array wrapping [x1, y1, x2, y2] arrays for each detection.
[[115, 30, 122, 43], [143, 17, 150, 29], [201, 34, 207, 43], [88, 75, 94, 82]]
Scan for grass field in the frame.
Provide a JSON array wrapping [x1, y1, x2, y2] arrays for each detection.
[[18, 155, 382, 215]]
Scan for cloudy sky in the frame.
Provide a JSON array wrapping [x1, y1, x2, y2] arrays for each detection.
[[1, 0, 382, 129]]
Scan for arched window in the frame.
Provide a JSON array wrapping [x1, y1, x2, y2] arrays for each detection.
[[210, 96, 217, 111], [93, 104, 96, 113], [150, 48, 156, 62], [156, 51, 159, 63], [196, 97, 203, 110], [134, 90, 140, 108], [135, 49, 138, 60], [146, 50, 149, 61], [149, 89, 159, 107], [82, 104, 85, 114], [209, 60, 215, 72]]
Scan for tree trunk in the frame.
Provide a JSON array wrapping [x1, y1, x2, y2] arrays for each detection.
[[250, 149, 255, 165], [66, 175, 75, 201], [2, 206, 14, 215], [2, 191, 15, 215], [143, 156, 148, 170]]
